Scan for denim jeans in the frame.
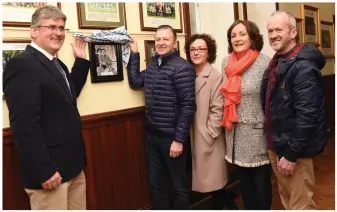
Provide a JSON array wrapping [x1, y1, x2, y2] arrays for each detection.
[[145, 132, 189, 210], [237, 164, 272, 210]]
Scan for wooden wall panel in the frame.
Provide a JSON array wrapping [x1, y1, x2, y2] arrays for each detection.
[[3, 106, 150, 210], [322, 74, 335, 133]]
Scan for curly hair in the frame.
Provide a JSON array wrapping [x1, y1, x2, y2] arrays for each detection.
[[227, 20, 264, 54], [184, 33, 217, 64]]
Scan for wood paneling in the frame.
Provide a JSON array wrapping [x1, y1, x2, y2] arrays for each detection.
[[322, 74, 335, 133], [3, 106, 151, 210]]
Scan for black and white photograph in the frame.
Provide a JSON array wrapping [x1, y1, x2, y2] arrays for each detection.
[[89, 42, 123, 83], [320, 21, 334, 57], [301, 4, 320, 44]]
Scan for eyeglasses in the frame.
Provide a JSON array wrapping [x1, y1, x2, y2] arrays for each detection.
[[37, 25, 66, 32], [189, 48, 208, 53]]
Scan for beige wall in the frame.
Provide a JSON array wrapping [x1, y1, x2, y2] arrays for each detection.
[[2, 2, 187, 128], [280, 3, 335, 76]]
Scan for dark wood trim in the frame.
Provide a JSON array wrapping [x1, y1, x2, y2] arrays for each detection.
[[322, 74, 335, 133], [243, 3, 248, 20], [139, 3, 183, 33], [233, 3, 239, 20], [303, 4, 319, 12], [275, 3, 279, 11], [321, 20, 333, 26], [183, 3, 191, 40]]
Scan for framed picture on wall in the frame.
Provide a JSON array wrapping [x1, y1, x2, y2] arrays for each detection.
[[3, 3, 61, 27], [320, 21, 334, 58], [295, 18, 304, 43], [144, 40, 180, 65], [77, 3, 126, 29], [3, 40, 31, 98], [88, 42, 123, 83], [301, 4, 320, 45], [139, 3, 183, 32]]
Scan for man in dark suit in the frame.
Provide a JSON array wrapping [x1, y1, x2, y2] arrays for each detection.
[[3, 5, 89, 210]]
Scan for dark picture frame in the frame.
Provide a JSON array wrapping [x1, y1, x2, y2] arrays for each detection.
[[2, 2, 61, 27], [320, 21, 334, 58], [88, 42, 123, 83], [295, 18, 304, 43], [139, 2, 183, 32], [77, 3, 126, 29], [144, 40, 180, 65]]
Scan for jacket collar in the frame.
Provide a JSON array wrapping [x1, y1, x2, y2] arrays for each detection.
[[153, 50, 180, 66], [196, 62, 213, 95]]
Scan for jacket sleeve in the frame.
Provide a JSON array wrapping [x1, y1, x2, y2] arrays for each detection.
[[284, 62, 324, 162], [126, 52, 145, 89], [173, 64, 196, 143], [206, 73, 224, 140], [3, 61, 57, 185], [68, 57, 90, 97]]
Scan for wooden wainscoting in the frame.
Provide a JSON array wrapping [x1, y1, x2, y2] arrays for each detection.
[[322, 74, 335, 134], [3, 106, 151, 210]]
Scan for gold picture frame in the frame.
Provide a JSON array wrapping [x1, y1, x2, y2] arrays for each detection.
[[2, 3, 61, 27], [320, 21, 334, 58], [139, 3, 183, 32], [295, 18, 304, 43], [301, 4, 320, 45], [77, 3, 126, 29]]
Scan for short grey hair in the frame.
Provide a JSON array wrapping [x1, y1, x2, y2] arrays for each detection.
[[271, 10, 296, 29], [31, 5, 66, 27]]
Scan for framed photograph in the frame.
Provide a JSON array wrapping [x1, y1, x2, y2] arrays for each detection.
[[88, 42, 123, 83], [144, 40, 180, 65], [301, 4, 320, 44], [77, 3, 126, 29], [3, 40, 30, 98], [139, 3, 182, 32], [320, 21, 334, 58], [295, 18, 304, 43], [3, 3, 61, 27]]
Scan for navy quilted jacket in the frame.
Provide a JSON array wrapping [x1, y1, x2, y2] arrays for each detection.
[[127, 51, 196, 143]]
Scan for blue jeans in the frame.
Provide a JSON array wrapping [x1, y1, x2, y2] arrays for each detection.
[[145, 132, 189, 210]]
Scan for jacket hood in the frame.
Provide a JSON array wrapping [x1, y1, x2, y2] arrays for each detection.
[[296, 43, 326, 70]]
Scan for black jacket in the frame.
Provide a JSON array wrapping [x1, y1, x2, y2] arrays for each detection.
[[3, 45, 89, 189], [127, 51, 196, 143], [261, 44, 326, 162]]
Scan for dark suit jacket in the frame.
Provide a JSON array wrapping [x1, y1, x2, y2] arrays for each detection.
[[3, 45, 90, 189]]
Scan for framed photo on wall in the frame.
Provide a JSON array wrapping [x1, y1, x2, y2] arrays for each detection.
[[320, 21, 334, 58], [301, 4, 320, 45], [3, 40, 31, 98], [295, 18, 304, 43], [88, 42, 123, 83], [77, 3, 126, 29], [139, 3, 182, 32], [144, 40, 180, 65], [2, 3, 61, 27]]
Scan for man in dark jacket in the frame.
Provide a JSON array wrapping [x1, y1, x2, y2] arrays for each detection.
[[262, 11, 326, 209], [127, 25, 196, 209], [3, 6, 89, 210]]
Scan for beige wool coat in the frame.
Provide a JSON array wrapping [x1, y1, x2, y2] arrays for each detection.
[[190, 63, 228, 193]]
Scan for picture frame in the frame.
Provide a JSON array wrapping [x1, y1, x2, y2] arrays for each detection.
[[295, 18, 304, 43], [77, 3, 126, 29], [3, 39, 31, 98], [139, 3, 183, 32], [2, 3, 61, 27], [88, 42, 123, 83], [144, 40, 180, 65], [320, 21, 334, 58], [301, 4, 320, 45]]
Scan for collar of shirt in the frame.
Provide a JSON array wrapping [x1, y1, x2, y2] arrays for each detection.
[[30, 42, 55, 61]]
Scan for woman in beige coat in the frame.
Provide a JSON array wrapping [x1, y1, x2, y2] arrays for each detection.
[[185, 34, 237, 210]]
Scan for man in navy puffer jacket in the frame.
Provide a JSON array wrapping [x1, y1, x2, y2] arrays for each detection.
[[127, 25, 196, 209]]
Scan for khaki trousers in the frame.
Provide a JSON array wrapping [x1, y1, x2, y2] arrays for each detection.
[[25, 170, 86, 210], [268, 150, 316, 210]]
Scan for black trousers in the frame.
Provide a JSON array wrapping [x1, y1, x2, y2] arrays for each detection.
[[237, 164, 272, 210], [145, 132, 189, 210]]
